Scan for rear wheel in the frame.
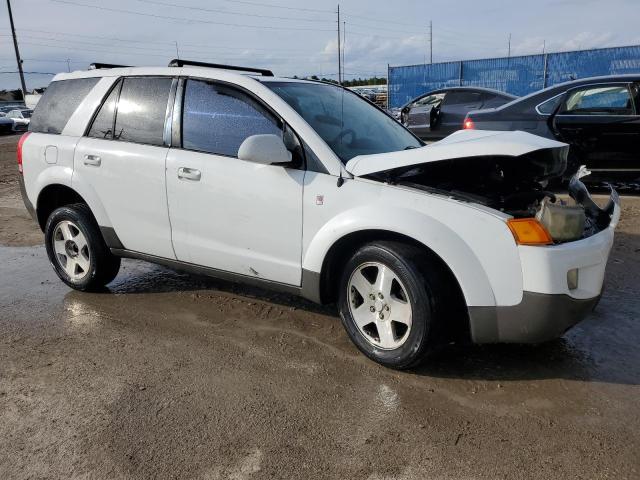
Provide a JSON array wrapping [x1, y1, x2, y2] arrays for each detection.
[[338, 241, 446, 369], [45, 204, 120, 291]]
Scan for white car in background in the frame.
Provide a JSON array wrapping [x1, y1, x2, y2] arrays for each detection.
[[6, 108, 32, 132], [18, 60, 619, 369]]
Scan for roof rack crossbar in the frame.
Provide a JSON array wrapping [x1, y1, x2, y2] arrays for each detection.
[[168, 59, 273, 76], [89, 63, 131, 70]]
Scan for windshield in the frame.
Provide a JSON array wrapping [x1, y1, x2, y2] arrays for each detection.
[[21, 110, 32, 118], [266, 81, 421, 162]]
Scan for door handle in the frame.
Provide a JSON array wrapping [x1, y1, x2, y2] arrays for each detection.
[[177, 167, 201, 181], [83, 154, 101, 166]]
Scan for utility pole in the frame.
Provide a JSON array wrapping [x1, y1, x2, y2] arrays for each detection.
[[337, 4, 341, 85], [342, 20, 346, 82], [429, 20, 433, 64], [507, 33, 512, 58], [542, 40, 546, 55], [66, 58, 71, 73], [6, 0, 27, 95], [174, 40, 180, 59]]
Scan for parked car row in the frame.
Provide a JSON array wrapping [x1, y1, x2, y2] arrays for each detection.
[[394, 75, 640, 183], [0, 106, 32, 133]]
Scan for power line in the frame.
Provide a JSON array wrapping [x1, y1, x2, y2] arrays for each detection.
[[342, 12, 423, 28], [0, 71, 55, 75], [133, 0, 331, 23], [50, 0, 336, 32], [0, 29, 311, 53], [197, 0, 333, 14]]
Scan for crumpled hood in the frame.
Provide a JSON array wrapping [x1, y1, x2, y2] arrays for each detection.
[[344, 129, 568, 177]]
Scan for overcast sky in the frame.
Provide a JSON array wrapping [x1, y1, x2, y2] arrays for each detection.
[[1, 0, 639, 91]]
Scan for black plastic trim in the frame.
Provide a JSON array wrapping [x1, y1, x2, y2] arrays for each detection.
[[18, 174, 37, 221], [468, 292, 600, 344], [110, 248, 323, 302], [168, 59, 273, 76], [100, 226, 125, 250]]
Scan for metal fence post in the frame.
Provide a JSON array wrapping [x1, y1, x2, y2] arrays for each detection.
[[459, 61, 463, 86], [386, 63, 390, 109], [542, 53, 549, 88]]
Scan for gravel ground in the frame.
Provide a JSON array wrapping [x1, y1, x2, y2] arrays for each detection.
[[1, 134, 639, 479]]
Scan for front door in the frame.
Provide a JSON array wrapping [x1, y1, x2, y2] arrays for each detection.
[[552, 83, 640, 180], [166, 79, 304, 285], [73, 76, 175, 258]]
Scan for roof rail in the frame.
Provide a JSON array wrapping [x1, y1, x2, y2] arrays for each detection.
[[89, 63, 131, 70], [168, 59, 273, 77]]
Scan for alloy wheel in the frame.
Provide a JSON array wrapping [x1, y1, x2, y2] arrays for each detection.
[[347, 261, 413, 350]]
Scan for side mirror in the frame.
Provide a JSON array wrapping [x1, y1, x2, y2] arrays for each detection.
[[237, 134, 292, 165]]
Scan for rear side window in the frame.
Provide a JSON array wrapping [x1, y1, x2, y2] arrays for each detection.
[[30, 77, 99, 134], [87, 80, 121, 139], [444, 91, 482, 105], [182, 79, 281, 157], [114, 77, 172, 145]]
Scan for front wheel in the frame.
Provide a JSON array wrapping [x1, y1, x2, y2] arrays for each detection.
[[338, 241, 446, 369], [45, 203, 121, 291]]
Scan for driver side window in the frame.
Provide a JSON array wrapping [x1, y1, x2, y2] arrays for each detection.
[[182, 79, 282, 157]]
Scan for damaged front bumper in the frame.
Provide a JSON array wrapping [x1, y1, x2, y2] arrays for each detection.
[[468, 173, 620, 344]]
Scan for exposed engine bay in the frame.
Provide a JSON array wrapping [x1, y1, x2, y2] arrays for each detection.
[[373, 153, 618, 243]]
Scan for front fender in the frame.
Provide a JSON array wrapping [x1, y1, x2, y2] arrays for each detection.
[[303, 201, 522, 308]]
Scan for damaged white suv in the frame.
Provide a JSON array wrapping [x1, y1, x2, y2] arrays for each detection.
[[19, 60, 620, 369]]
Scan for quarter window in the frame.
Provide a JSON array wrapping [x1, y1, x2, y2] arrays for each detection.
[[182, 79, 281, 157], [114, 77, 172, 145], [536, 95, 563, 115], [560, 85, 634, 115], [30, 77, 99, 134]]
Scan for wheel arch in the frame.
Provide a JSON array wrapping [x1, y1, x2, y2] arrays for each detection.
[[36, 184, 88, 231], [311, 228, 472, 342]]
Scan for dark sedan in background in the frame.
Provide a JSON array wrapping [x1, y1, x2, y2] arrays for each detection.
[[399, 87, 516, 140], [464, 75, 640, 182]]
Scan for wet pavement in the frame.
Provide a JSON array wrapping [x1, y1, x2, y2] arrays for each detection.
[[1, 135, 640, 478]]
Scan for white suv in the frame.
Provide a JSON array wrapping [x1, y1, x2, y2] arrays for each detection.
[[18, 60, 620, 369]]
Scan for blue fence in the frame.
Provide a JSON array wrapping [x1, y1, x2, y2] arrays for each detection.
[[388, 45, 640, 108]]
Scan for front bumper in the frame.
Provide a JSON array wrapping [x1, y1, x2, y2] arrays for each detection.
[[468, 292, 600, 343], [468, 175, 620, 344]]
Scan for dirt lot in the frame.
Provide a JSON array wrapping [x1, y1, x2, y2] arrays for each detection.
[[1, 134, 639, 479]]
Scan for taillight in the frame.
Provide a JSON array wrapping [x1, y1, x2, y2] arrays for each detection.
[[17, 132, 30, 174], [463, 117, 475, 129]]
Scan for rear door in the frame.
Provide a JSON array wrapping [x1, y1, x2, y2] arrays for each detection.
[[439, 90, 483, 135], [404, 93, 444, 139], [551, 83, 640, 179], [165, 78, 304, 285], [73, 76, 176, 258]]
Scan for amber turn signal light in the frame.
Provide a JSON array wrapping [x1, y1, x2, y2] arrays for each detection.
[[507, 218, 553, 245]]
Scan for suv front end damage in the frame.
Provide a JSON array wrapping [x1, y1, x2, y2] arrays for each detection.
[[346, 129, 620, 344]]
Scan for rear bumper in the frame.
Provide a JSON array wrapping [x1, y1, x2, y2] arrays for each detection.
[[468, 292, 599, 343], [18, 174, 37, 222]]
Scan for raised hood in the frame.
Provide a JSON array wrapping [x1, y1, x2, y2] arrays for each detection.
[[344, 130, 568, 177]]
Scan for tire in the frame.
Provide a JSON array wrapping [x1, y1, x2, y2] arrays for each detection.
[[44, 203, 121, 291], [338, 241, 447, 369]]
